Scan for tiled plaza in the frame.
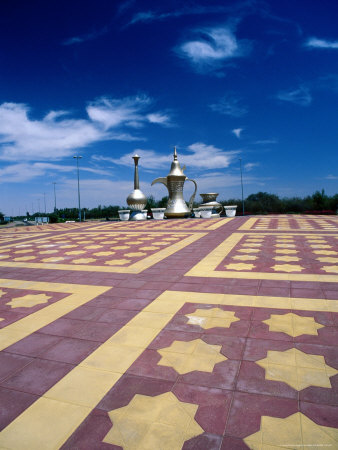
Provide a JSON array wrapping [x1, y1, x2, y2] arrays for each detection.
[[0, 215, 337, 449]]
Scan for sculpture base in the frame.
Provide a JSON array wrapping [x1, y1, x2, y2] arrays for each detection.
[[130, 211, 146, 221]]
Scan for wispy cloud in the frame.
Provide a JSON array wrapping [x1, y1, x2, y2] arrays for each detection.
[[0, 97, 170, 161], [127, 4, 251, 26], [209, 93, 248, 117], [276, 86, 312, 106], [87, 96, 171, 129], [244, 162, 259, 171], [0, 162, 110, 183], [94, 142, 240, 171], [305, 37, 338, 49], [62, 27, 108, 46], [254, 139, 278, 145], [176, 25, 250, 73], [325, 174, 338, 180], [232, 128, 243, 139]]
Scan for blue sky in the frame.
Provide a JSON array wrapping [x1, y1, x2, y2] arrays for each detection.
[[0, 0, 337, 215]]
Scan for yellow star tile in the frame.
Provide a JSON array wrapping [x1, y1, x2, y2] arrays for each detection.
[[14, 249, 34, 254], [111, 245, 130, 250], [59, 245, 78, 249], [124, 252, 147, 257], [41, 257, 65, 262], [103, 392, 203, 449], [84, 245, 103, 249], [186, 308, 239, 329], [71, 258, 97, 264], [275, 244, 296, 248], [241, 243, 262, 247], [275, 249, 298, 254], [93, 251, 116, 256], [271, 264, 304, 272], [141, 246, 160, 251], [244, 412, 338, 449], [256, 348, 338, 390], [311, 244, 332, 249], [273, 255, 300, 262], [39, 250, 59, 254], [0, 290, 7, 297], [13, 256, 37, 261], [158, 339, 227, 374], [104, 259, 131, 266], [76, 240, 93, 244], [232, 255, 257, 261], [321, 265, 338, 273], [6, 293, 51, 309], [263, 313, 324, 337], [237, 248, 259, 253], [317, 257, 338, 263], [313, 250, 336, 255], [65, 250, 86, 255], [225, 263, 255, 271]]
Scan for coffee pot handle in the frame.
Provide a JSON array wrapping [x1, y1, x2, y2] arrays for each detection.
[[186, 178, 197, 210]]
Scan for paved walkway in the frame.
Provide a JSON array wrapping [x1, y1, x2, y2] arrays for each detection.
[[0, 215, 337, 449]]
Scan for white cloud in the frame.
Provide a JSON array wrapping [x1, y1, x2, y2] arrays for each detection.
[[276, 86, 312, 106], [98, 143, 240, 171], [62, 27, 108, 46], [305, 37, 338, 49], [254, 139, 278, 145], [87, 96, 171, 129], [232, 128, 243, 138], [244, 162, 259, 171], [209, 94, 248, 117], [176, 26, 249, 73], [325, 174, 338, 180], [0, 162, 110, 183], [0, 97, 170, 161]]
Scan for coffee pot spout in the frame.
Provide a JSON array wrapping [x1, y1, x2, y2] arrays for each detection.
[[151, 177, 168, 188]]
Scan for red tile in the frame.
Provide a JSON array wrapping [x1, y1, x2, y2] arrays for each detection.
[[38, 318, 86, 338], [73, 322, 122, 342], [173, 383, 232, 435], [243, 338, 293, 361], [225, 391, 298, 438], [64, 306, 106, 321], [127, 349, 178, 382], [178, 359, 240, 391], [0, 386, 38, 430], [183, 433, 223, 450], [61, 408, 114, 450], [300, 401, 338, 428], [291, 288, 324, 299], [0, 352, 33, 382], [0, 359, 73, 395], [5, 333, 62, 357], [258, 287, 290, 297], [236, 360, 297, 399], [39, 337, 100, 364], [97, 308, 136, 324], [248, 321, 292, 341], [97, 374, 174, 411]]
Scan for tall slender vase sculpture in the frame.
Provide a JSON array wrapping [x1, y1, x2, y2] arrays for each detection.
[[127, 154, 147, 220]]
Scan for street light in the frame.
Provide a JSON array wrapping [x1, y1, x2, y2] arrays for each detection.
[[52, 182, 57, 212], [73, 156, 82, 222], [239, 158, 245, 216]]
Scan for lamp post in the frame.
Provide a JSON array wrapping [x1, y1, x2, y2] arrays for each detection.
[[239, 158, 245, 216], [73, 156, 82, 222], [52, 182, 57, 212]]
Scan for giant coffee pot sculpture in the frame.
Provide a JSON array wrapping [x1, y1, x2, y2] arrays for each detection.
[[151, 147, 197, 218], [127, 154, 147, 220]]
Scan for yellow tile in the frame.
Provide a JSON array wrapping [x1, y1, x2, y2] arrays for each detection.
[[128, 311, 173, 329], [106, 326, 158, 348], [263, 313, 324, 337], [80, 344, 142, 373], [0, 397, 90, 450], [45, 366, 121, 407]]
